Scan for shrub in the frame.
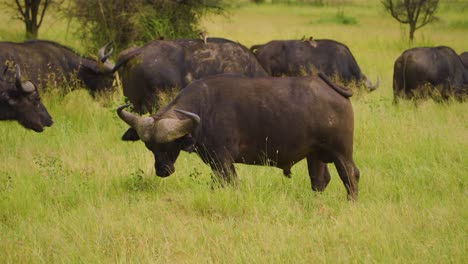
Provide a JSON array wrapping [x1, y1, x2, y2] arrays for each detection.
[[65, 0, 227, 53], [314, 9, 358, 25]]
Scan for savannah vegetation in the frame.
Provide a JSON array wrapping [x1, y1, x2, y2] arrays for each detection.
[[382, 0, 440, 42], [3, 0, 62, 39], [0, 0, 467, 262], [65, 0, 227, 52]]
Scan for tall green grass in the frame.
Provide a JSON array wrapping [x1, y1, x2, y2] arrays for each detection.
[[1, 1, 467, 263]]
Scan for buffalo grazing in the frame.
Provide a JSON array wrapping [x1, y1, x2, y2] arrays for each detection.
[[109, 37, 269, 115], [0, 65, 53, 132], [117, 73, 360, 200], [250, 38, 379, 91], [0, 40, 115, 95], [393, 46, 468, 102]]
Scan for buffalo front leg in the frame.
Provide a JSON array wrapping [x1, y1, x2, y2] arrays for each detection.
[[333, 156, 360, 201], [306, 154, 331, 192], [209, 161, 238, 188]]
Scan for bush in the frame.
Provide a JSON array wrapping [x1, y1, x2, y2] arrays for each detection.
[[314, 9, 358, 25], [66, 0, 227, 52]]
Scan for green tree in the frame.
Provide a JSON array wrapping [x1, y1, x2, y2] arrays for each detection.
[[66, 0, 227, 52], [382, 0, 439, 42], [4, 0, 62, 39]]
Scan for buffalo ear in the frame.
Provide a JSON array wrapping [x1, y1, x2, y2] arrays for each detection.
[[121, 127, 140, 141], [177, 134, 196, 153]]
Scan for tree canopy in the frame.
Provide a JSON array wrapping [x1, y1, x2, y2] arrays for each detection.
[[5, 0, 62, 39], [66, 0, 227, 52], [382, 0, 439, 42]]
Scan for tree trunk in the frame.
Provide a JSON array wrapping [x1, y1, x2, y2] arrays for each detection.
[[25, 21, 39, 39], [19, 0, 46, 39], [409, 23, 416, 43]]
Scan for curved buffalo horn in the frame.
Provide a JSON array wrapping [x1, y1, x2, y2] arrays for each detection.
[[14, 65, 35, 93], [0, 65, 8, 81], [98, 42, 114, 63], [174, 109, 201, 125], [153, 109, 200, 143], [20, 81, 36, 93], [365, 76, 380, 92], [117, 104, 154, 142], [97, 42, 115, 74], [15, 64, 22, 88]]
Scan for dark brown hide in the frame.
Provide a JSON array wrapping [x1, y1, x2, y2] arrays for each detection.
[[118, 74, 359, 200], [393, 46, 468, 102], [0, 40, 114, 95], [460, 52, 468, 70], [250, 39, 378, 91], [113, 38, 268, 114], [0, 65, 53, 132]]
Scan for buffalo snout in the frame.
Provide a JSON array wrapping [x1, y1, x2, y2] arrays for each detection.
[[41, 115, 53, 127], [155, 163, 175, 177], [31, 125, 44, 133], [44, 119, 54, 127]]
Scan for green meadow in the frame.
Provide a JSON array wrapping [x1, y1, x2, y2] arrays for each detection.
[[0, 1, 467, 262]]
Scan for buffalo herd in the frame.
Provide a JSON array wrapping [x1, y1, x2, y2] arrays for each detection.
[[1, 34, 467, 200]]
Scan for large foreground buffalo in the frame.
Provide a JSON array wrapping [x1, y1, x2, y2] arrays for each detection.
[[250, 39, 379, 91], [0, 65, 53, 132], [117, 73, 360, 200], [393, 46, 468, 102], [110, 37, 269, 114], [0, 40, 114, 95]]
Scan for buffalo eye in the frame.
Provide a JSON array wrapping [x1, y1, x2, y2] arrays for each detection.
[[6, 90, 21, 105], [176, 135, 196, 152]]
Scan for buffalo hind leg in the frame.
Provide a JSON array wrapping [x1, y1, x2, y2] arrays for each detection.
[[333, 156, 360, 201], [306, 154, 331, 192]]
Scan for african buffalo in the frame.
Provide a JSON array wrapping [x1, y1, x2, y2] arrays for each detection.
[[0, 65, 53, 132], [109, 37, 269, 114], [117, 73, 360, 200], [460, 52, 468, 69], [393, 46, 468, 102], [0, 40, 114, 95], [250, 39, 379, 91]]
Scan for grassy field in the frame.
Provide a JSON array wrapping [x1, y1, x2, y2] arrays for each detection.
[[1, 1, 467, 263]]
